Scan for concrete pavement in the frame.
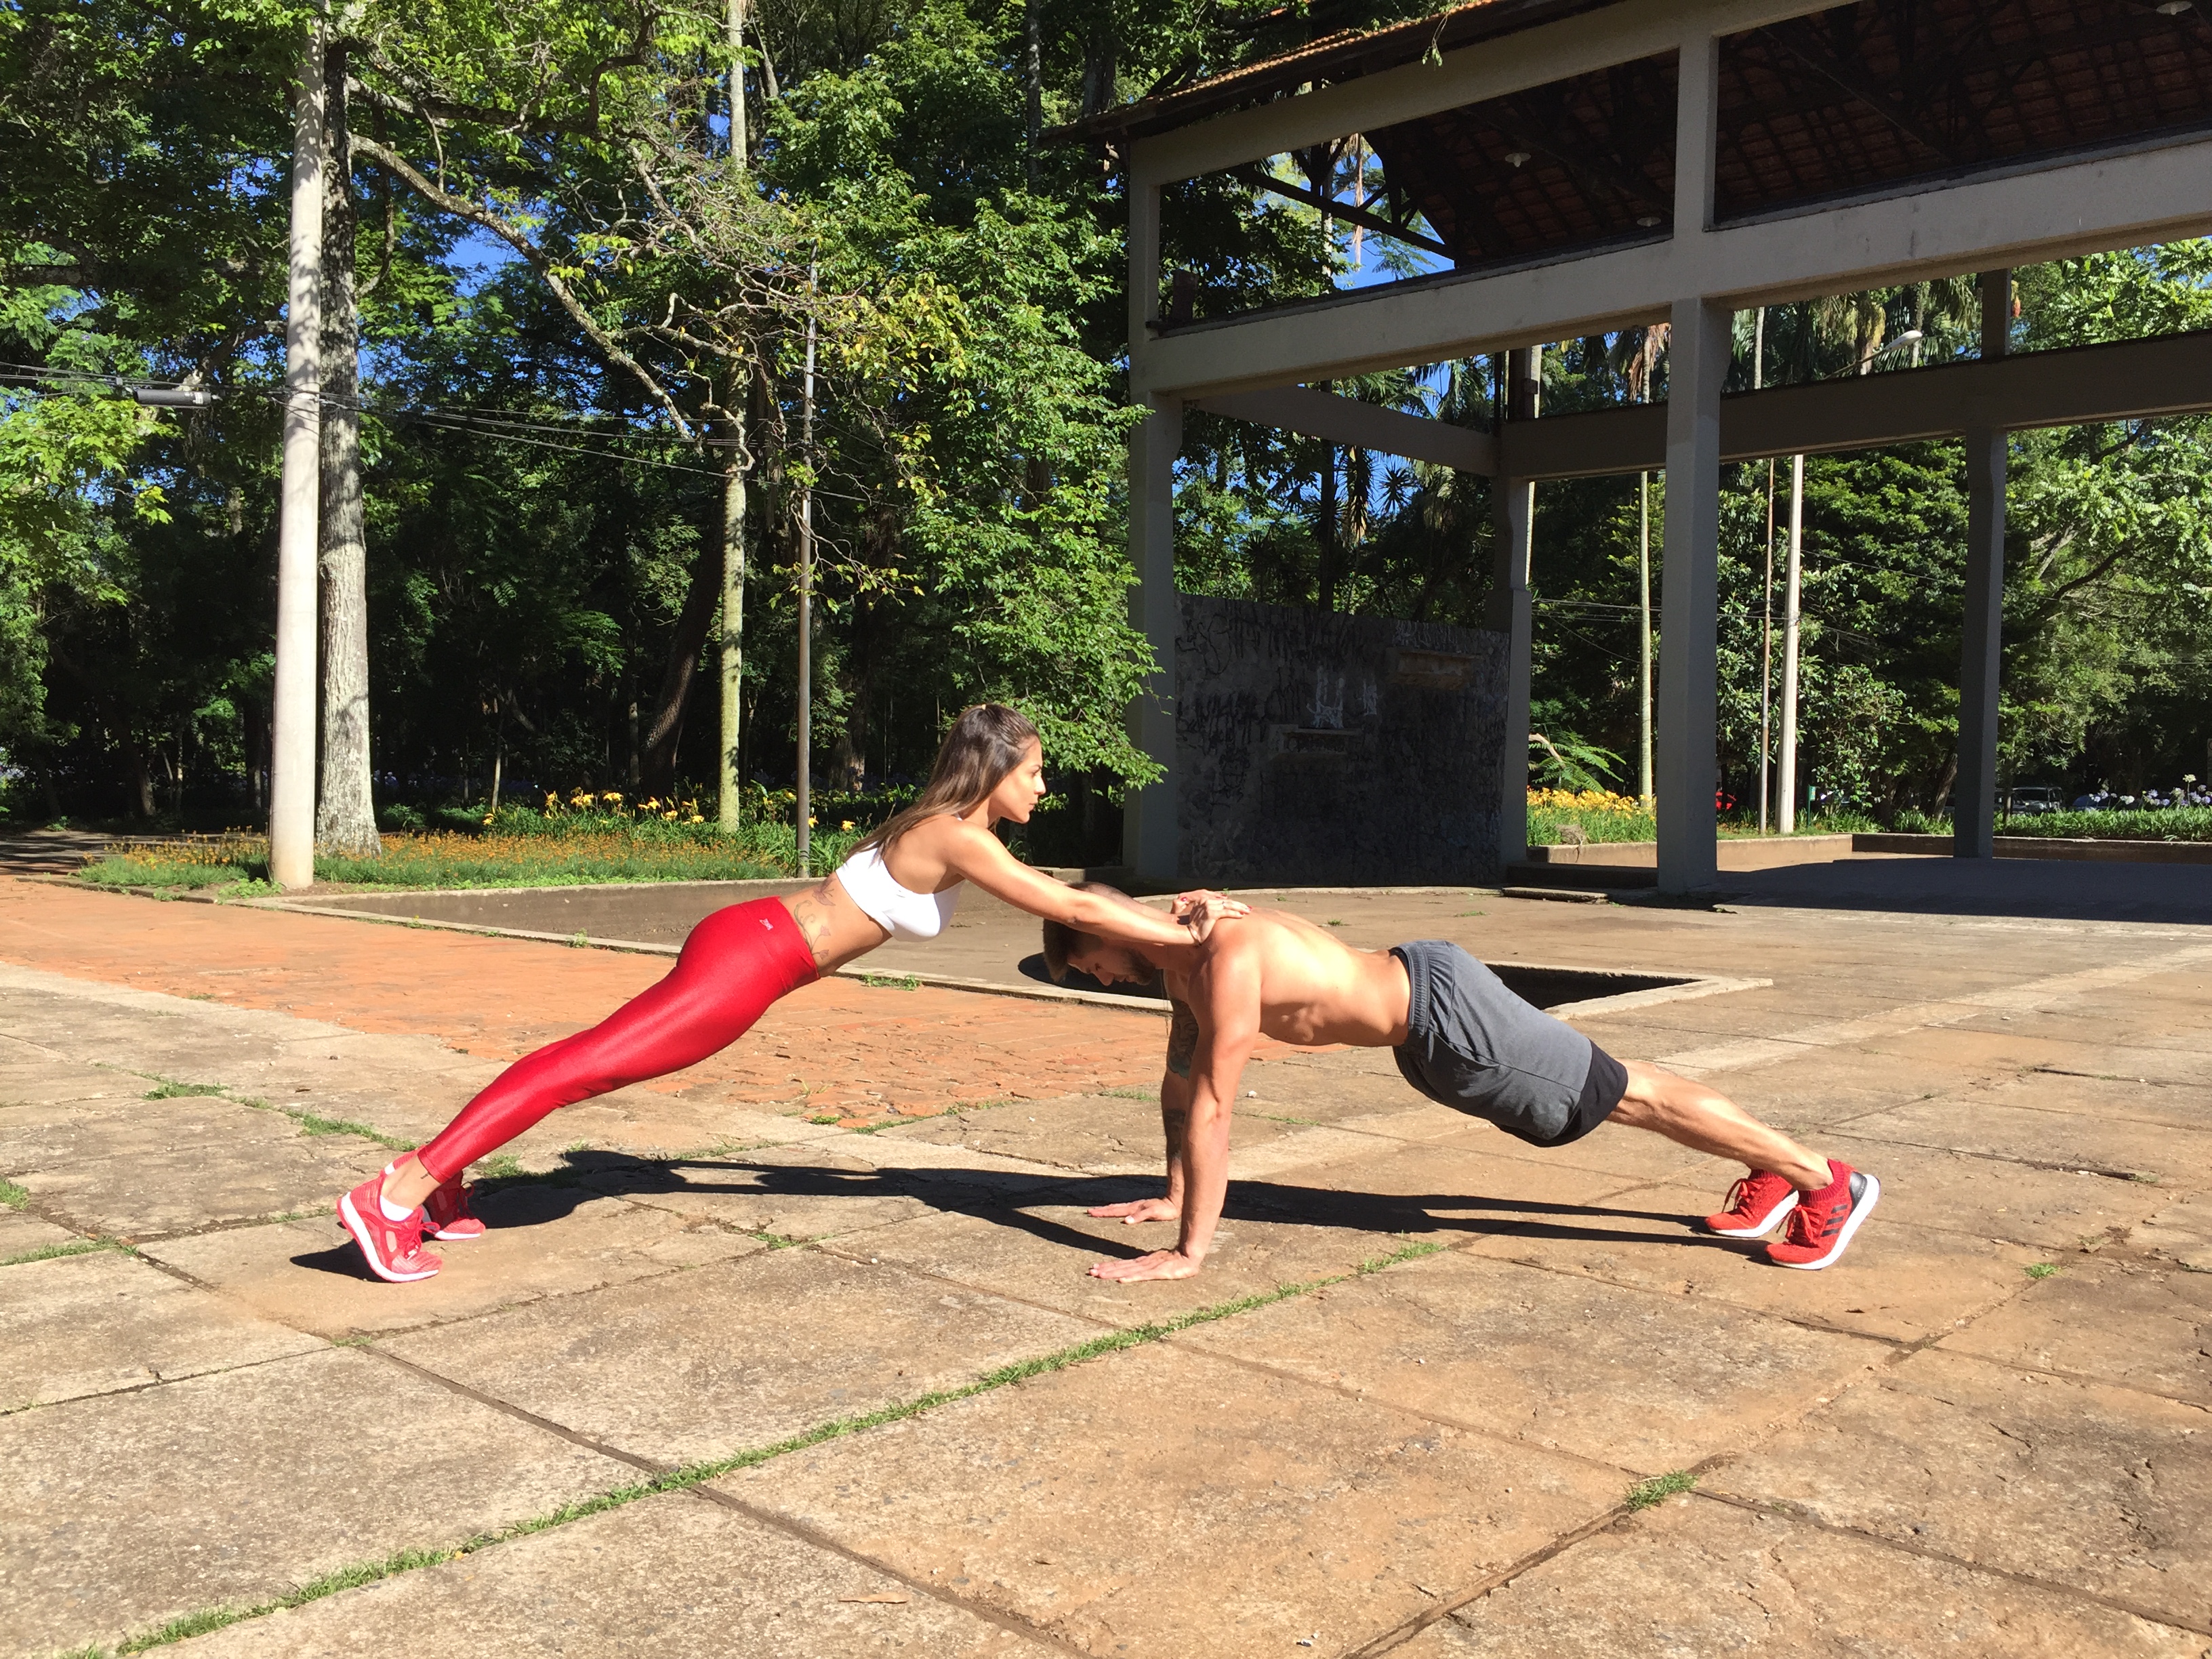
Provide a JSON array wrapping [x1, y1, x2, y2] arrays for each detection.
[[2, 869, 2209, 1656]]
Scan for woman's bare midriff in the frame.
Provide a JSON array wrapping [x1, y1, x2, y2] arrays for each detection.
[[777, 876, 892, 972]]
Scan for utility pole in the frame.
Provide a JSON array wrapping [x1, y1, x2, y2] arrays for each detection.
[[716, 0, 749, 832], [1754, 306, 1774, 834], [1636, 363, 1654, 802], [271, 16, 326, 890], [1778, 451, 1805, 832], [794, 295, 818, 873]]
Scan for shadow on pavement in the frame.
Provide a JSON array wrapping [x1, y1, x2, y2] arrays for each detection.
[[1717, 855, 2212, 925], [289, 1147, 1755, 1279]]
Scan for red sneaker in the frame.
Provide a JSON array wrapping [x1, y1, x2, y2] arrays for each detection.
[[424, 1175, 485, 1242], [1766, 1162, 1881, 1270], [337, 1173, 443, 1282], [1704, 1170, 1800, 1237]]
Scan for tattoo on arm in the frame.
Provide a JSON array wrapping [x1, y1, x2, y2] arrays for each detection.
[[1166, 1000, 1200, 1080]]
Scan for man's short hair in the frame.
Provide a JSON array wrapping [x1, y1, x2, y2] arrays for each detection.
[[1040, 880, 1134, 982]]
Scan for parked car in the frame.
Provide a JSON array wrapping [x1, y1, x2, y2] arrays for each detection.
[[2004, 786, 2064, 815]]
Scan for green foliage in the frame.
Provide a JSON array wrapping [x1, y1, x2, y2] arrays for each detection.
[[5, 0, 2211, 855]]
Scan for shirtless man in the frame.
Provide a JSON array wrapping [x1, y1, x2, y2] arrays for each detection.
[[1042, 886, 1879, 1283]]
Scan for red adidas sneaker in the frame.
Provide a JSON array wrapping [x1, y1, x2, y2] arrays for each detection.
[[1703, 1170, 1800, 1237], [424, 1176, 485, 1242], [337, 1173, 443, 1282], [1766, 1161, 1881, 1270]]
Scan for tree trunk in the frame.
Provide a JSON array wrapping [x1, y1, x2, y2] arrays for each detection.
[[134, 743, 156, 819], [314, 45, 382, 857], [1316, 440, 1338, 611], [640, 538, 722, 797]]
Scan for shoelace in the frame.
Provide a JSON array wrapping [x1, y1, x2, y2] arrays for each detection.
[[1780, 1192, 1841, 1246], [1719, 1178, 1752, 1216]]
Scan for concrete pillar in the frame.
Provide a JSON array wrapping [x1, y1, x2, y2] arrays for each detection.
[[1123, 394, 1183, 884], [1656, 298, 1728, 893], [1488, 347, 1538, 881], [1955, 270, 2010, 859], [1120, 163, 1181, 886], [1654, 28, 1723, 896], [270, 21, 326, 890]]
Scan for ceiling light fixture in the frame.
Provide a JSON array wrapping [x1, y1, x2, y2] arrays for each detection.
[[1504, 150, 1532, 167], [1636, 213, 1664, 228], [2156, 1, 2193, 16]]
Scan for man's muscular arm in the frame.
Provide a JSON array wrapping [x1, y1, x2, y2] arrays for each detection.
[[1089, 956, 1260, 1282], [1086, 1002, 1197, 1226]]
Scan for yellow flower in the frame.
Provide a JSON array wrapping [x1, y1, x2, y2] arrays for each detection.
[[687, 814, 705, 824], [808, 816, 817, 826], [601, 792, 623, 804], [840, 819, 855, 831]]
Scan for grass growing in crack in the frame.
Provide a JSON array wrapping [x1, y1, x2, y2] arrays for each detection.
[[143, 1081, 226, 1100], [0, 1176, 28, 1209], [1097, 1087, 1153, 1101], [293, 1110, 410, 1148], [1, 1237, 124, 1267], [83, 1234, 1449, 1655], [2025, 1262, 2062, 1280], [1625, 1470, 1698, 1510], [860, 972, 923, 991]]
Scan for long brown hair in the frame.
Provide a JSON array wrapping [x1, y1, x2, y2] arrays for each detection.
[[855, 703, 1041, 857]]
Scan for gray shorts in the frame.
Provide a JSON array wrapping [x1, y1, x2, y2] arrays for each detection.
[[1390, 941, 1626, 1148]]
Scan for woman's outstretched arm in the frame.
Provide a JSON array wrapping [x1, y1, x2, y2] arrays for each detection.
[[936, 821, 1246, 945]]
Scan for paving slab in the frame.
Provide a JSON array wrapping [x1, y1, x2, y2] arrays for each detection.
[[720, 1338, 1626, 1659], [2005, 1067, 2212, 1132], [0, 1248, 322, 1411], [1938, 1258, 2212, 1406], [1817, 1132, 2173, 1252], [1179, 1250, 1889, 1472], [174, 1490, 1054, 1658], [2133, 1191, 2212, 1271], [841, 1199, 1409, 1328], [0, 1089, 343, 1172], [0, 1208, 79, 1258], [1460, 1176, 2039, 1345], [1402, 1493, 2209, 1659], [882, 1090, 1296, 1176], [380, 1245, 1100, 1467], [9, 1109, 390, 1240], [1835, 1093, 2212, 1185], [144, 1187, 766, 1340], [576, 1143, 941, 1240], [2, 1347, 631, 1658], [0, 1042, 125, 1109], [1277, 1132, 1658, 1242], [1711, 1347, 2212, 1631]]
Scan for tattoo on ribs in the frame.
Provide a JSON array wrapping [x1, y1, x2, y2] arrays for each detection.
[[1166, 999, 1200, 1079]]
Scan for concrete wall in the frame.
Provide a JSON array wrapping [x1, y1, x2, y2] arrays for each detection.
[[1174, 595, 1507, 886]]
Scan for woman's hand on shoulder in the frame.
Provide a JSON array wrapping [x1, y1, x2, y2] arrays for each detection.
[[1172, 889, 1250, 941]]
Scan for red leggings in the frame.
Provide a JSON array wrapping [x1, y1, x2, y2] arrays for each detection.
[[416, 897, 820, 1183]]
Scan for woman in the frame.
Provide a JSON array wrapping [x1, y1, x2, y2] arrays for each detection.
[[337, 703, 1243, 1282]]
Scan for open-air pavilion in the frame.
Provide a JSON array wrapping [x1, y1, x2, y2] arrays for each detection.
[[1071, 0, 2212, 894]]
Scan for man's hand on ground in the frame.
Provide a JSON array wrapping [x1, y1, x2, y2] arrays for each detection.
[[1088, 1248, 1203, 1282], [1086, 1197, 1180, 1225]]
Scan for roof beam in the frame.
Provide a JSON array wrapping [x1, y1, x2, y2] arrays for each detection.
[[1134, 131, 2212, 396], [1227, 165, 1453, 259], [1191, 386, 1496, 472], [1756, 18, 1959, 163], [1188, 330, 2212, 481], [1131, 0, 1835, 188], [1504, 329, 2212, 478]]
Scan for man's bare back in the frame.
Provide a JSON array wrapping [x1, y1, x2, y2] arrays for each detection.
[[1151, 909, 1412, 1052]]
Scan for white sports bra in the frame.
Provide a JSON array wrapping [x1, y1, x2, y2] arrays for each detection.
[[834, 842, 962, 941]]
